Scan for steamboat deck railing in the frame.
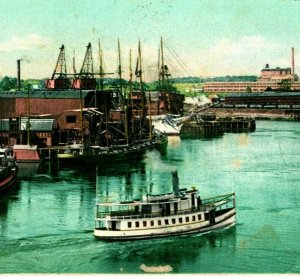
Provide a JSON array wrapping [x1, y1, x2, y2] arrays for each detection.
[[95, 193, 235, 220]]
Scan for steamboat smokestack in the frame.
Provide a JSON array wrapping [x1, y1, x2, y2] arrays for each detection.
[[291, 47, 295, 78], [172, 170, 179, 196], [17, 59, 21, 91]]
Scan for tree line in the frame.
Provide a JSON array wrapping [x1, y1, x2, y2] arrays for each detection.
[[0, 75, 258, 92]]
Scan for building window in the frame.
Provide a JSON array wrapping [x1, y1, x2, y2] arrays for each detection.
[[186, 217, 190, 222], [172, 218, 176, 224], [158, 220, 161, 226], [128, 222, 132, 228], [179, 217, 183, 223], [164, 219, 169, 225], [135, 221, 139, 228], [192, 216, 196, 221], [143, 221, 147, 227], [150, 220, 154, 226], [198, 214, 202, 220], [66, 115, 76, 124]]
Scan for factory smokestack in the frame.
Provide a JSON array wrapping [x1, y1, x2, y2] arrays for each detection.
[[291, 47, 295, 78], [17, 59, 21, 91]]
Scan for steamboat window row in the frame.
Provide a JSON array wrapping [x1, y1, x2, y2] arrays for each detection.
[[127, 214, 203, 228]]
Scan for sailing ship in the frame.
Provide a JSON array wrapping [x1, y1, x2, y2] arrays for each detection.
[[57, 41, 168, 164], [94, 171, 236, 240], [0, 148, 18, 192]]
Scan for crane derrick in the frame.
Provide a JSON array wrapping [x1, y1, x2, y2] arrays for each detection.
[[72, 42, 96, 90], [45, 45, 70, 90]]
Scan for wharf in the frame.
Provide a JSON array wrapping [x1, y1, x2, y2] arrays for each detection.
[[216, 116, 256, 131], [39, 145, 66, 161], [180, 113, 255, 138]]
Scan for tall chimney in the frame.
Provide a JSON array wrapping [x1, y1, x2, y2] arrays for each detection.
[[291, 47, 295, 77], [17, 59, 21, 91], [172, 170, 179, 196]]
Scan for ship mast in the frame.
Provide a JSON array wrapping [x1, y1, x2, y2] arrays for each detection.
[[26, 85, 31, 145], [99, 40, 104, 91], [97, 39, 114, 90], [159, 37, 171, 113], [118, 39, 123, 98], [73, 49, 77, 75], [136, 40, 146, 122], [160, 37, 166, 113], [129, 49, 135, 134]]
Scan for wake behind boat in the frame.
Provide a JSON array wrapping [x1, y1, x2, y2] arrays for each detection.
[[94, 171, 236, 240]]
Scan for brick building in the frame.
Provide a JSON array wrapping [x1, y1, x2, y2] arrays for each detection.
[[204, 64, 300, 93]]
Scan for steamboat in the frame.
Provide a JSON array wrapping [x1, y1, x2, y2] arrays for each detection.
[[94, 171, 236, 240]]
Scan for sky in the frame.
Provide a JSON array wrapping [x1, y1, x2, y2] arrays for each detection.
[[1, 0, 300, 81]]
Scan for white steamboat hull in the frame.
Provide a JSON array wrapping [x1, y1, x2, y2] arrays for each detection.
[[94, 209, 236, 240]]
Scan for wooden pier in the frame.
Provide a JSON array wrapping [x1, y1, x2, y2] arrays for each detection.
[[216, 116, 256, 131], [180, 114, 255, 138]]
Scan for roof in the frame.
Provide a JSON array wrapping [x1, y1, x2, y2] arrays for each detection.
[[13, 148, 40, 161], [261, 67, 291, 71], [20, 118, 55, 131], [226, 91, 300, 98], [0, 118, 55, 131], [0, 90, 93, 99]]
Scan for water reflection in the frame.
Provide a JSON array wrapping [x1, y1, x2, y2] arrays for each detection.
[[95, 161, 148, 203], [90, 226, 237, 273], [0, 186, 21, 216], [17, 162, 42, 180]]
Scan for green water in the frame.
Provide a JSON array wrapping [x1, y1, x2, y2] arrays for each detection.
[[0, 120, 299, 273]]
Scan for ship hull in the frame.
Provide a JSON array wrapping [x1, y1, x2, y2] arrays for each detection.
[[94, 209, 236, 241], [58, 147, 147, 164], [0, 167, 18, 192]]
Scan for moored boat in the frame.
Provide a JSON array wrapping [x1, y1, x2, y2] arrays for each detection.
[[13, 144, 41, 163], [57, 130, 167, 165], [0, 148, 18, 192], [94, 171, 236, 240], [57, 143, 147, 164]]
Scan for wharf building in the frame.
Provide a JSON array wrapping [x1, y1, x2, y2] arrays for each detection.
[[0, 90, 99, 147], [0, 88, 184, 148]]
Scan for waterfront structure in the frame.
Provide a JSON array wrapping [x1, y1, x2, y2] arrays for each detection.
[[0, 90, 93, 146], [223, 91, 300, 108], [94, 171, 236, 240], [0, 117, 56, 147]]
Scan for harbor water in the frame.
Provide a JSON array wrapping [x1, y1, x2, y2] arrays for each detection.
[[0, 120, 299, 273]]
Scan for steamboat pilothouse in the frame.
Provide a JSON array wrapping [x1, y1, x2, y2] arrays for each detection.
[[94, 171, 236, 240]]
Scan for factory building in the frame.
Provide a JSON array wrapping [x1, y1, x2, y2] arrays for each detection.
[[204, 47, 300, 93]]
